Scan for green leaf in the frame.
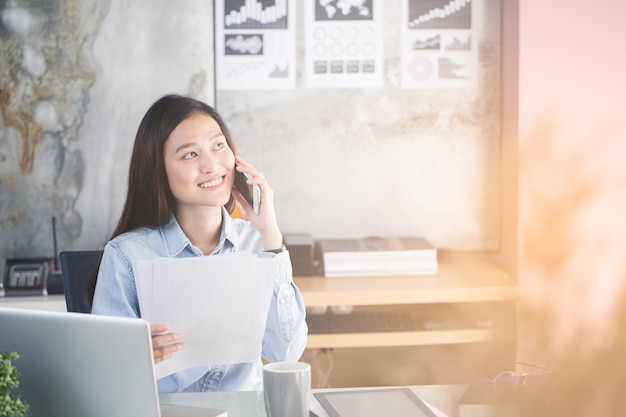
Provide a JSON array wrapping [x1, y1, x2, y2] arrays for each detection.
[[0, 352, 29, 417]]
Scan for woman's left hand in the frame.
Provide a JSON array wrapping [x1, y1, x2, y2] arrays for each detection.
[[232, 156, 283, 251], [150, 324, 185, 364]]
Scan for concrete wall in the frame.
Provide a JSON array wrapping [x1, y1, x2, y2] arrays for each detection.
[[217, 0, 503, 249], [1, 1, 502, 257], [0, 0, 215, 257]]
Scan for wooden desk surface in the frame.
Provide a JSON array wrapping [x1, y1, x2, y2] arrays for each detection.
[[294, 252, 519, 306]]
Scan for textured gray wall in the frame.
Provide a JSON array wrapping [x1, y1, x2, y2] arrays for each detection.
[[0, 0, 215, 258], [217, 1, 502, 249], [1, 0, 500, 258]]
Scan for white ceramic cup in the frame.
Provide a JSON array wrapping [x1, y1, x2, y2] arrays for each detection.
[[263, 361, 311, 417]]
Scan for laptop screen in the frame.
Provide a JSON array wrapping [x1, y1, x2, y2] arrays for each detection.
[[0, 308, 162, 417]]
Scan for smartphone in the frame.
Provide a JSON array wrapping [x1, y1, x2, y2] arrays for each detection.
[[234, 170, 260, 214]]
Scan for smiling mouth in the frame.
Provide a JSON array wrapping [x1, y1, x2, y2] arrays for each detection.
[[198, 176, 224, 188]]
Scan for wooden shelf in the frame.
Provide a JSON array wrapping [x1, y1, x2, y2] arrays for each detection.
[[294, 252, 519, 307], [307, 327, 516, 349], [295, 252, 519, 350]]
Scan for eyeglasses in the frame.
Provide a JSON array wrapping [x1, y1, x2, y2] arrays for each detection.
[[486, 362, 552, 397]]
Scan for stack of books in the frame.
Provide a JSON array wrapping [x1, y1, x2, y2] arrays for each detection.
[[314, 237, 438, 278]]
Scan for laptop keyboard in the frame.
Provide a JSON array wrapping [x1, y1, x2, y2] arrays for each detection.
[[306, 311, 417, 334]]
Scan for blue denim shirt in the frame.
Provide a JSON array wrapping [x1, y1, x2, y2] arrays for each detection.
[[91, 209, 308, 393]]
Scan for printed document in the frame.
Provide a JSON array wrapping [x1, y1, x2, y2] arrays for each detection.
[[134, 251, 276, 378]]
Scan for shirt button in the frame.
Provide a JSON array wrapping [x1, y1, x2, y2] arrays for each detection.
[[280, 298, 286, 305]]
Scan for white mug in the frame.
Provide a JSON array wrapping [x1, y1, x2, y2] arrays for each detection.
[[263, 361, 311, 417]]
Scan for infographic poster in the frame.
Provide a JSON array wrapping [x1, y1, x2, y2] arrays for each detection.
[[305, 0, 384, 89], [216, 0, 296, 90], [401, 0, 478, 89]]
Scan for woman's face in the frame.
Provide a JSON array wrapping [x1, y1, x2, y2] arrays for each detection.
[[164, 112, 235, 212]]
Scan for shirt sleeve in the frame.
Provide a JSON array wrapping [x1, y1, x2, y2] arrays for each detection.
[[259, 250, 308, 362], [91, 243, 141, 318]]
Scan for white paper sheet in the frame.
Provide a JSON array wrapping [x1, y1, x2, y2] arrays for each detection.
[[134, 251, 276, 379]]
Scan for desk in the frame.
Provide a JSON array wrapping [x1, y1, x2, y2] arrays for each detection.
[[1, 253, 517, 385], [0, 294, 66, 312], [159, 384, 468, 417]]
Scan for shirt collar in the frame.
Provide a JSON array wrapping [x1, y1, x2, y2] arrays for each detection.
[[220, 207, 240, 250], [161, 208, 238, 256]]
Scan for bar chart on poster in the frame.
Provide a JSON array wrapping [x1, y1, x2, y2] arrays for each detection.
[[408, 0, 472, 29], [401, 0, 478, 89], [216, 0, 296, 90], [223, 0, 288, 28]]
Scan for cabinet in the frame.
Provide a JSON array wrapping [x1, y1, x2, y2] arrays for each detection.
[[295, 252, 519, 349], [294, 252, 519, 387]]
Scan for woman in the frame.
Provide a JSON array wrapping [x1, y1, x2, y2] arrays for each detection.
[[91, 94, 308, 393]]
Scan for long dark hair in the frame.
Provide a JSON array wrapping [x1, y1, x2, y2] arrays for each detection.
[[90, 95, 238, 301], [112, 94, 239, 238]]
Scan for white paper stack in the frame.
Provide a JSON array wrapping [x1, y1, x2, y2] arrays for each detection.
[[315, 237, 438, 278]]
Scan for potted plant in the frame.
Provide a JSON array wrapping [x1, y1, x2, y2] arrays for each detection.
[[0, 352, 29, 417]]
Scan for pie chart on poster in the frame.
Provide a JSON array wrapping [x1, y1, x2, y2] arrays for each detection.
[[407, 56, 434, 82]]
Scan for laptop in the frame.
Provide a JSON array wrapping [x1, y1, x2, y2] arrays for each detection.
[[0, 307, 227, 417]]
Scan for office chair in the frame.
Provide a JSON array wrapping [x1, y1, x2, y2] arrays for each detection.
[[59, 250, 103, 313]]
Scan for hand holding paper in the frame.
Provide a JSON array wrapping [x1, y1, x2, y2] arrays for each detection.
[[134, 251, 276, 378], [150, 324, 185, 364]]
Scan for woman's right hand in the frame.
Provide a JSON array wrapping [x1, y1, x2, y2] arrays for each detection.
[[150, 324, 185, 364]]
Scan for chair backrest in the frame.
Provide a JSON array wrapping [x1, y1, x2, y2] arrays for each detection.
[[59, 250, 103, 313]]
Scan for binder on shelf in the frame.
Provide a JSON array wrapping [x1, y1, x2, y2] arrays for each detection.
[[284, 233, 316, 276], [314, 237, 438, 278]]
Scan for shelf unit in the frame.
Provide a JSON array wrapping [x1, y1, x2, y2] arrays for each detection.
[[295, 252, 519, 387], [295, 252, 519, 350]]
